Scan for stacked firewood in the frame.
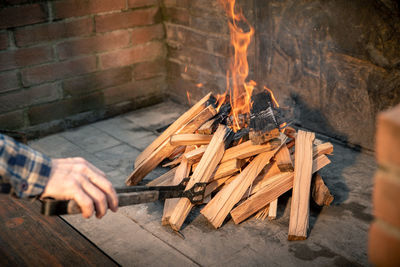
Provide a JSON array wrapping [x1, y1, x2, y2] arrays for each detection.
[[126, 93, 333, 240]]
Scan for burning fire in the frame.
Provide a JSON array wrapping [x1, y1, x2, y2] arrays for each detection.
[[218, 0, 255, 132]]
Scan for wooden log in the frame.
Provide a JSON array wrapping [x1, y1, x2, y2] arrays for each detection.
[[221, 138, 281, 164], [134, 93, 214, 168], [201, 134, 287, 229], [126, 105, 217, 186], [255, 205, 269, 220], [146, 167, 177, 186], [168, 125, 230, 231], [211, 158, 244, 180], [268, 199, 278, 220], [162, 157, 182, 168], [313, 142, 333, 157], [162, 158, 191, 225], [288, 130, 315, 241], [231, 151, 331, 224], [197, 118, 217, 134], [182, 146, 207, 164], [170, 134, 213, 146], [231, 172, 293, 224], [168, 146, 185, 160], [204, 175, 235, 197], [311, 173, 334, 206], [312, 154, 331, 173], [275, 145, 294, 172]]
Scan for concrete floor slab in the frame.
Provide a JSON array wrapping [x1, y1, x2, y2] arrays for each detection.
[[29, 101, 376, 266]]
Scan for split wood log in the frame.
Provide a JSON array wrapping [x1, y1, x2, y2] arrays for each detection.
[[313, 142, 333, 157], [268, 199, 278, 220], [201, 134, 287, 229], [162, 158, 191, 225], [198, 118, 217, 135], [134, 93, 214, 168], [311, 173, 334, 206], [204, 175, 235, 197], [168, 146, 185, 160], [229, 151, 331, 224], [168, 125, 230, 231], [275, 145, 294, 172], [126, 105, 217, 186], [221, 138, 281, 164], [230, 172, 293, 224], [162, 157, 182, 168], [170, 134, 212, 146], [146, 167, 177, 186], [284, 126, 296, 139], [255, 205, 270, 220], [288, 130, 315, 241], [211, 158, 244, 180], [183, 146, 207, 164]]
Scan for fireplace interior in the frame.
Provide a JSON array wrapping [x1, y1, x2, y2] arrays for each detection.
[[0, 0, 399, 266]]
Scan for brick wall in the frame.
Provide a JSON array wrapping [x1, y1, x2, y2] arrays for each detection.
[[369, 104, 400, 266], [0, 0, 166, 137], [162, 0, 400, 151]]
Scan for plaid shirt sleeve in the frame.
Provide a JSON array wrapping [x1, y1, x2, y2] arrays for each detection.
[[0, 134, 52, 198]]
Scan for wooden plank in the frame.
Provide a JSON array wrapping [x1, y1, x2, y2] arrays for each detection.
[[311, 173, 334, 206], [162, 158, 191, 225], [268, 199, 278, 220], [0, 195, 117, 266], [275, 145, 294, 172], [313, 142, 333, 157], [230, 172, 293, 224], [204, 175, 235, 197], [221, 138, 281, 164], [211, 158, 244, 180], [197, 118, 217, 134], [134, 92, 213, 168], [126, 105, 216, 186], [201, 134, 287, 228], [312, 154, 331, 173], [288, 130, 315, 241], [168, 125, 229, 231], [146, 167, 177, 186], [170, 134, 213, 146], [182, 146, 207, 164], [168, 146, 185, 160], [230, 151, 331, 224]]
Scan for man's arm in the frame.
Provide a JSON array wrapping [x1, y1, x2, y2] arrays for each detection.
[[0, 134, 118, 218]]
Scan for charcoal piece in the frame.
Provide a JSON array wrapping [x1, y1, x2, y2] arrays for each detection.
[[249, 91, 280, 145]]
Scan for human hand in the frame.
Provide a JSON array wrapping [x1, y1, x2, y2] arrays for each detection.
[[41, 157, 118, 219]]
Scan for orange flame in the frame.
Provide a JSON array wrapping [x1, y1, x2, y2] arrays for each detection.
[[186, 91, 191, 105], [219, 0, 255, 132]]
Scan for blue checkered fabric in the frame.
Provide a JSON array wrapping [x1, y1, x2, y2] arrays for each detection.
[[0, 134, 52, 198]]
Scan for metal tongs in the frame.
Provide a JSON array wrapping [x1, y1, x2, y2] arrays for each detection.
[[41, 178, 206, 216]]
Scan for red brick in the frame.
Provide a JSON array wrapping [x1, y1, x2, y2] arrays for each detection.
[[21, 56, 97, 86], [374, 170, 400, 229], [131, 24, 164, 45], [63, 67, 132, 95], [128, 0, 158, 8], [0, 83, 60, 113], [57, 31, 130, 60], [0, 71, 20, 93], [376, 104, 400, 167], [0, 4, 47, 30], [14, 17, 93, 47], [0, 32, 8, 50], [103, 76, 165, 105], [28, 92, 104, 125], [95, 7, 161, 33], [100, 41, 165, 69], [163, 0, 189, 8], [164, 7, 189, 25], [0, 46, 53, 72], [133, 59, 165, 80], [53, 0, 126, 19], [0, 110, 25, 130], [369, 221, 400, 267]]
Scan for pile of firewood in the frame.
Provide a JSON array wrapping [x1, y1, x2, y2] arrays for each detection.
[[126, 92, 333, 240]]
